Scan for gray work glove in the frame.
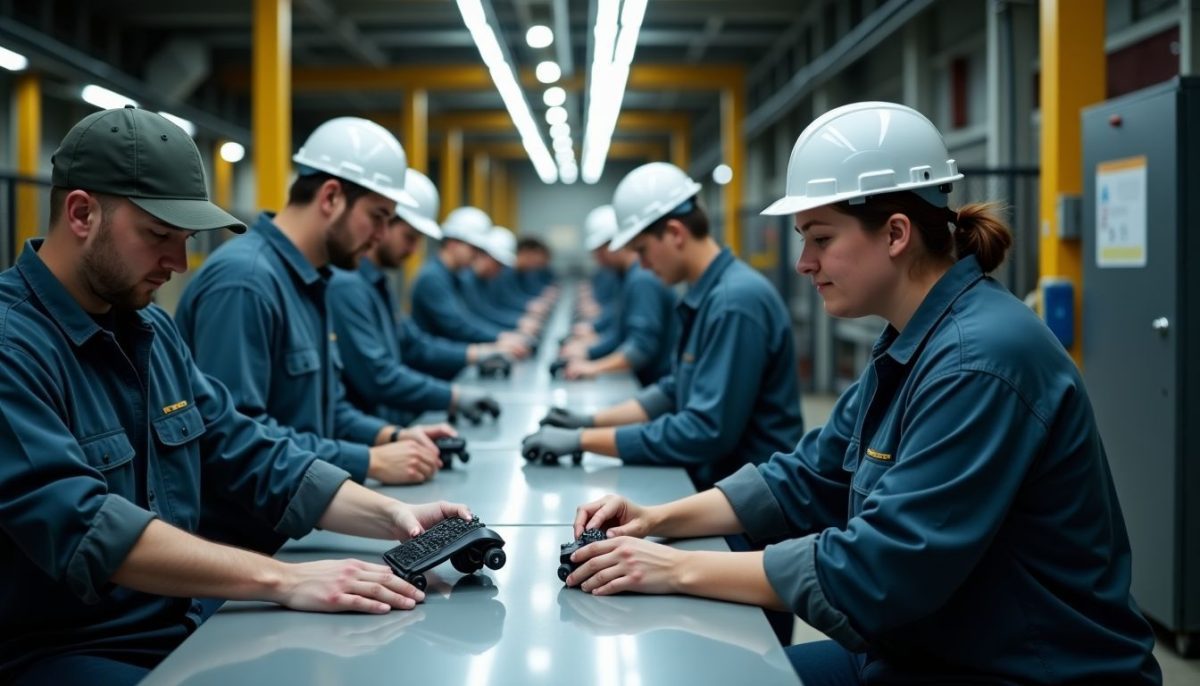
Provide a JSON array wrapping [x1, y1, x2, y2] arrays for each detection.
[[540, 406, 594, 429], [521, 426, 583, 462], [475, 352, 512, 378], [453, 387, 501, 424]]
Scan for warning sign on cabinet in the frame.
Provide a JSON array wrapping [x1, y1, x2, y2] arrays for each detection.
[[1095, 156, 1147, 268]]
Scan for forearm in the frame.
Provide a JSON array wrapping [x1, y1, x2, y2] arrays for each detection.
[[675, 550, 787, 611], [591, 351, 632, 375], [316, 480, 403, 539], [579, 427, 619, 456], [112, 519, 286, 602], [649, 489, 745, 538], [592, 399, 650, 427]]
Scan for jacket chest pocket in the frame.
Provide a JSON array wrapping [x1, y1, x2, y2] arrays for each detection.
[[850, 453, 894, 515], [285, 348, 321, 377], [79, 430, 137, 498], [152, 404, 206, 447]]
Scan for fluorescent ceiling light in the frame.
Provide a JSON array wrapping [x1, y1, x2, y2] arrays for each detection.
[[549, 122, 571, 138], [220, 141, 246, 163], [712, 164, 733, 185], [582, 0, 645, 183], [81, 84, 138, 110], [0, 46, 29, 72], [526, 25, 554, 48], [158, 112, 196, 137], [553, 136, 573, 151], [535, 61, 561, 84], [543, 87, 566, 107], [457, 0, 556, 183]]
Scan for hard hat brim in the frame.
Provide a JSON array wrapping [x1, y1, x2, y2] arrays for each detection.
[[395, 205, 443, 239], [759, 175, 964, 217]]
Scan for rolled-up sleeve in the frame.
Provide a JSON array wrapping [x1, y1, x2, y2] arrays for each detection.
[[0, 345, 156, 605], [633, 384, 675, 419]]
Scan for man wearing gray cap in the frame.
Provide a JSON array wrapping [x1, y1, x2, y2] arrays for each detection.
[[0, 107, 470, 685]]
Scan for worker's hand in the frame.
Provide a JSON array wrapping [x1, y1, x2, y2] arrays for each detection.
[[564, 537, 684, 596], [571, 322, 596, 338], [368, 439, 441, 484], [559, 340, 589, 361], [474, 351, 513, 377], [573, 494, 653, 539], [521, 426, 583, 460], [399, 424, 457, 450], [274, 559, 425, 614], [389, 500, 473, 540], [452, 387, 501, 423], [564, 359, 599, 380], [518, 316, 541, 336], [539, 406, 594, 429], [496, 332, 531, 359]]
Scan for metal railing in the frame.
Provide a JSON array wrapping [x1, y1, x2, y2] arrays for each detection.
[[0, 171, 53, 270]]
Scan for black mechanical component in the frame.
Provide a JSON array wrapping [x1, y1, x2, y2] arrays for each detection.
[[383, 516, 506, 589], [435, 436, 471, 468], [548, 358, 569, 378], [557, 529, 608, 582], [476, 354, 512, 379], [522, 445, 583, 466]]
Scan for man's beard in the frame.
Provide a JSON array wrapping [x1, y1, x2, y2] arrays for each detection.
[[80, 218, 158, 311], [327, 213, 370, 269]]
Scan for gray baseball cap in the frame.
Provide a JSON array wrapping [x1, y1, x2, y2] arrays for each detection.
[[51, 106, 246, 233]]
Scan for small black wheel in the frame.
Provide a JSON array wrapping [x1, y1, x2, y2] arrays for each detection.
[[447, 413, 458, 426], [557, 563, 572, 582], [460, 451, 471, 464], [571, 451, 583, 465], [484, 547, 506, 570], [1176, 632, 1198, 658], [410, 573, 428, 591], [451, 553, 476, 574], [540, 451, 558, 465]]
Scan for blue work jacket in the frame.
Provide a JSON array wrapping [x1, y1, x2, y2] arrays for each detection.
[[717, 256, 1161, 685], [459, 269, 525, 330], [328, 258, 454, 426], [587, 261, 678, 386], [0, 241, 348, 678], [410, 256, 505, 343], [615, 249, 803, 489], [175, 214, 387, 550]]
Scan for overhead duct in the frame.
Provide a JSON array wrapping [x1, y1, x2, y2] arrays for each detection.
[[146, 39, 210, 103]]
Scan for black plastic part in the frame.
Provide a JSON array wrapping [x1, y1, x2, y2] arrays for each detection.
[[436, 436, 469, 468], [557, 529, 607, 583], [411, 574, 427, 591], [383, 516, 507, 586], [548, 358, 568, 378]]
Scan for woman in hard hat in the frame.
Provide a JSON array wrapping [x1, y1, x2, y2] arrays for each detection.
[[566, 102, 1161, 685]]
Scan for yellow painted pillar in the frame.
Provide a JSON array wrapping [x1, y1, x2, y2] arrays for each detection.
[[403, 88, 428, 172], [15, 74, 40, 250], [670, 131, 690, 174], [721, 78, 746, 256], [253, 0, 291, 212], [1039, 0, 1105, 364], [491, 161, 509, 229], [439, 129, 463, 220], [213, 143, 234, 210], [507, 168, 520, 231], [469, 153, 490, 215]]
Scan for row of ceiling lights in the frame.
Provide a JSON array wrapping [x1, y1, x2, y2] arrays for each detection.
[[525, 25, 577, 184]]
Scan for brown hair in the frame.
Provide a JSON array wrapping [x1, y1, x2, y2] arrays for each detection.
[[832, 191, 1012, 274], [48, 187, 119, 228], [286, 172, 373, 208], [644, 196, 710, 240]]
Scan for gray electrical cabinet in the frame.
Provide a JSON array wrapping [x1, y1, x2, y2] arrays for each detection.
[[1082, 77, 1200, 656]]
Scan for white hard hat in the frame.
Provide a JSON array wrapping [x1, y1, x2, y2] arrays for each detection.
[[393, 169, 442, 239], [761, 101, 963, 216], [293, 117, 417, 208], [485, 227, 517, 267], [584, 205, 618, 251], [441, 206, 493, 252], [610, 162, 702, 251]]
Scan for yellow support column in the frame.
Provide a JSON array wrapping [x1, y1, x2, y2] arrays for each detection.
[[253, 0, 291, 212], [670, 131, 690, 173], [1040, 0, 1105, 364], [491, 161, 509, 229], [721, 77, 747, 256], [403, 89, 428, 172], [469, 152, 490, 215], [440, 129, 463, 220], [213, 143, 234, 210], [15, 74, 40, 250]]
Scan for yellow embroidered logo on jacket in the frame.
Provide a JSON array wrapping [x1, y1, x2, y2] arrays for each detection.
[[162, 400, 189, 415], [866, 448, 893, 461]]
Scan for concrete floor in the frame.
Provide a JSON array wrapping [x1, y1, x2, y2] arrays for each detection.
[[794, 393, 1200, 684]]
